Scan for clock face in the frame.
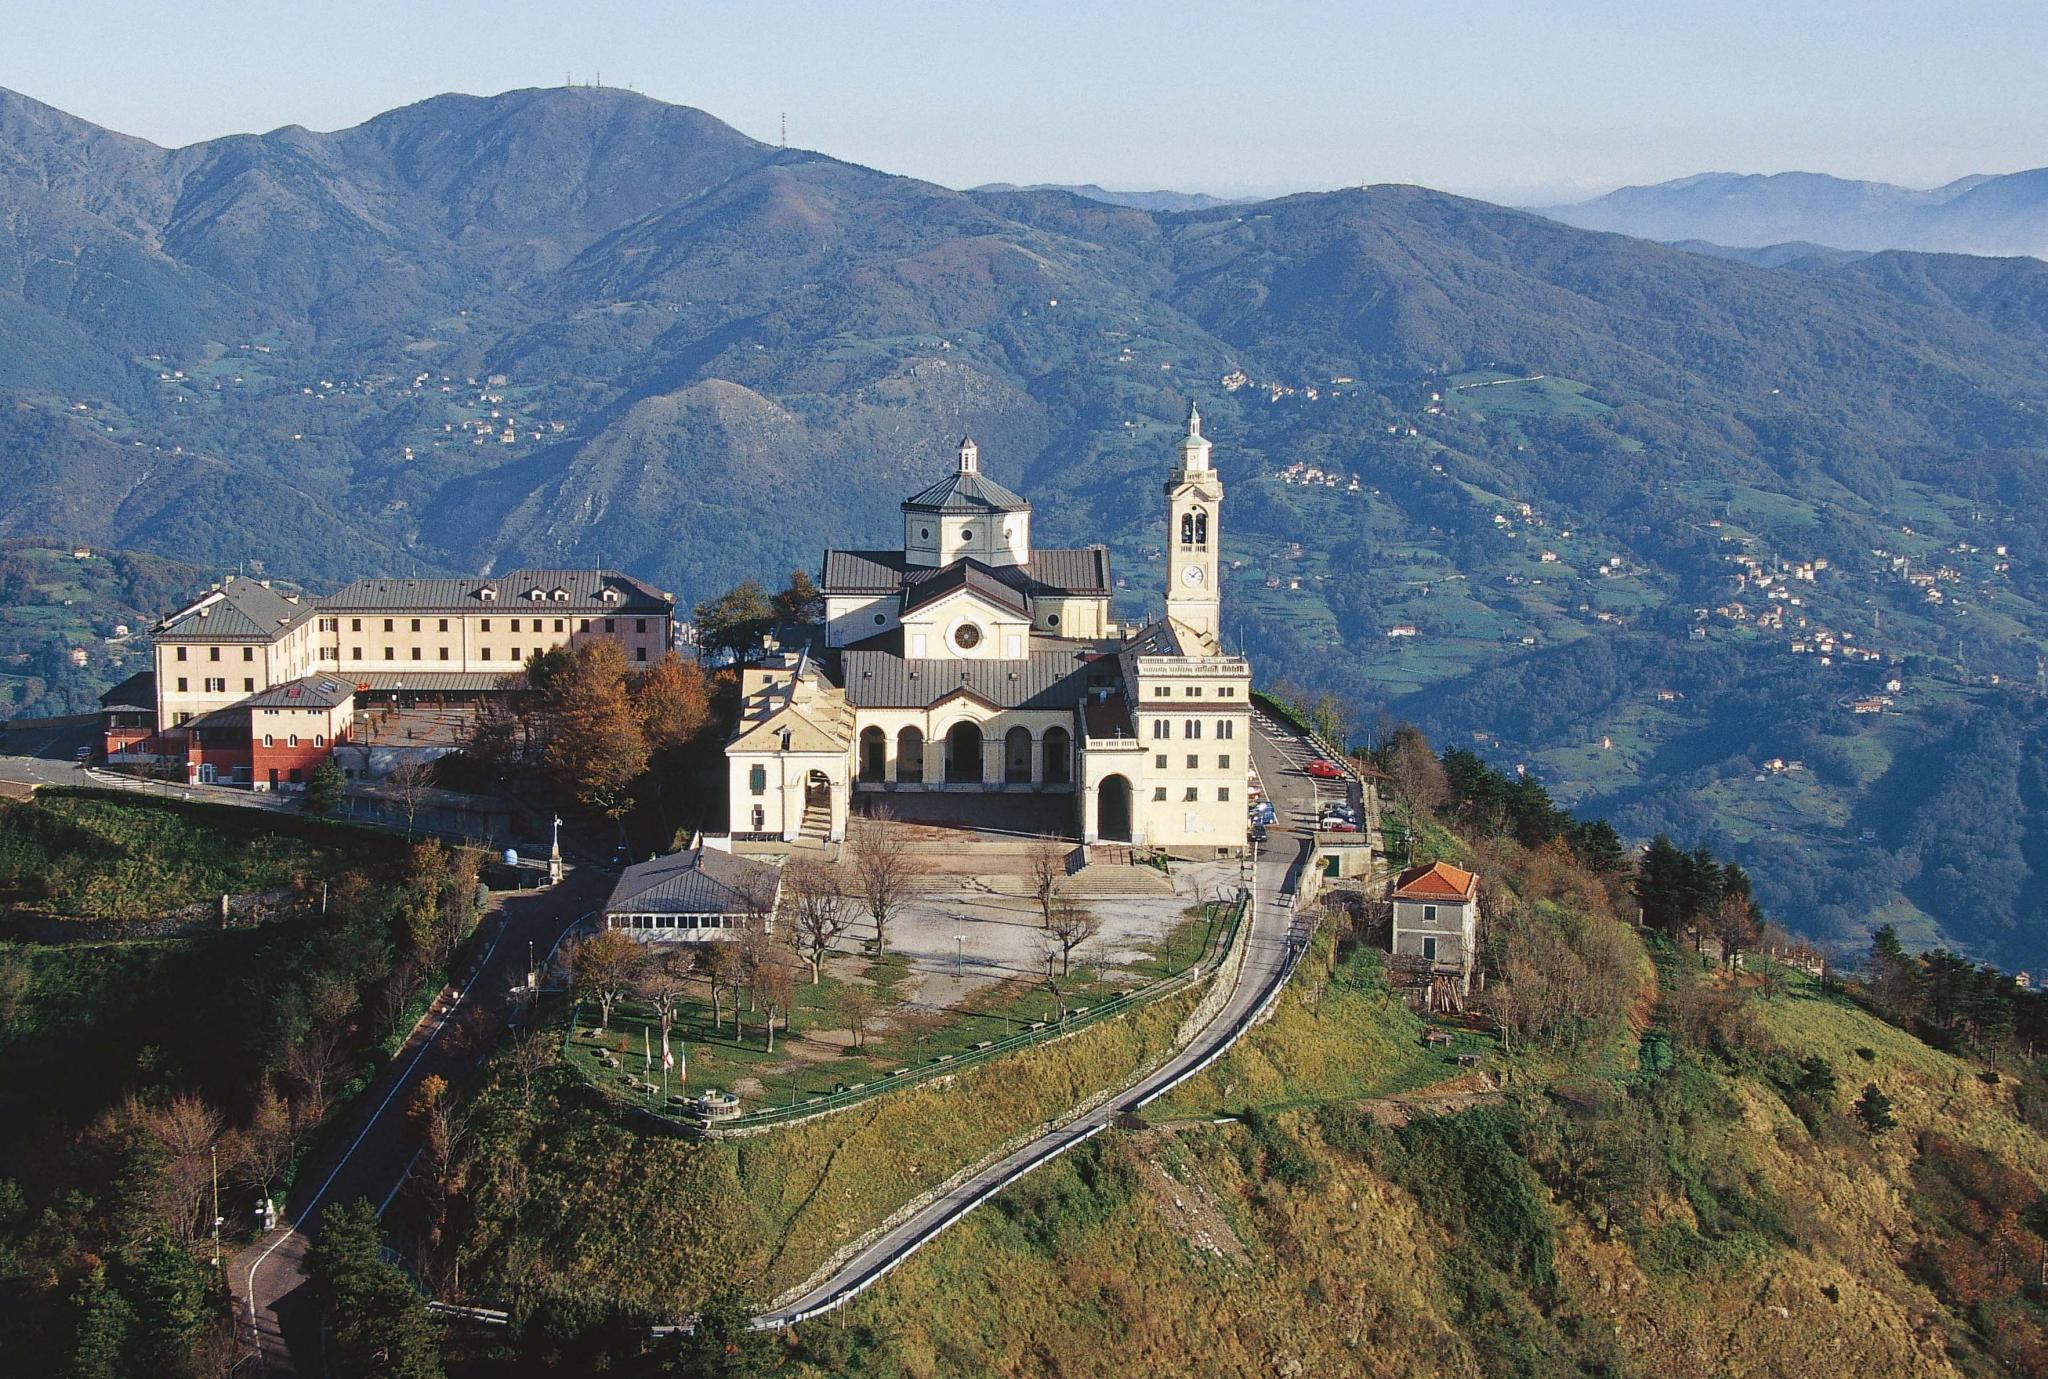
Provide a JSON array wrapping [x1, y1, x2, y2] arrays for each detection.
[[1180, 563, 1206, 588]]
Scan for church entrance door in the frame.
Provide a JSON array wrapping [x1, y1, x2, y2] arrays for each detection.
[[945, 722, 985, 784]]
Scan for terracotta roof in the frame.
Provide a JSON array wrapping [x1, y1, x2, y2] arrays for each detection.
[[1392, 861, 1478, 901]]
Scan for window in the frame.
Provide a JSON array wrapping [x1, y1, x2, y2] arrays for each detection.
[[320, 647, 337, 661], [407, 647, 418, 661], [1154, 686, 1171, 698], [749, 765, 767, 796], [411, 618, 421, 632], [439, 648, 449, 661], [288, 735, 298, 747], [1422, 905, 1438, 923], [510, 618, 521, 633], [604, 618, 615, 633], [174, 712, 191, 726], [579, 619, 590, 632], [1153, 786, 1167, 801], [1219, 754, 1231, 770], [314, 735, 324, 747], [1186, 686, 1202, 696], [243, 677, 254, 691], [176, 647, 187, 661], [319, 617, 336, 632], [952, 623, 981, 650], [554, 619, 564, 632], [1151, 719, 1169, 739], [874, 612, 886, 625], [439, 618, 449, 632], [1046, 613, 1060, 628], [481, 648, 491, 660], [751, 805, 765, 830], [243, 646, 254, 661], [1218, 787, 1231, 801], [1184, 787, 1200, 802], [920, 527, 931, 540], [1186, 754, 1199, 769], [351, 647, 362, 660], [636, 647, 648, 662], [1216, 720, 1234, 740], [1155, 753, 1168, 769], [1220, 686, 1236, 697], [1422, 936, 1437, 962], [209, 647, 220, 662], [177, 676, 188, 692], [636, 618, 647, 632], [383, 619, 394, 632], [384, 647, 394, 660], [351, 618, 361, 632], [262, 734, 273, 747], [1184, 720, 1202, 739], [511, 647, 521, 662], [204, 677, 226, 692], [481, 618, 491, 632]]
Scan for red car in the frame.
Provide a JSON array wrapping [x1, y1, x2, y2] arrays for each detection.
[[1304, 758, 1345, 780]]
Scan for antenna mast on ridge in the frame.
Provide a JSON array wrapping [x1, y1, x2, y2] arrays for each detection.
[[780, 112, 787, 148]]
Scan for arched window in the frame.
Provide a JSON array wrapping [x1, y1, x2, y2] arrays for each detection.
[[1194, 510, 1208, 546], [1180, 512, 1194, 544], [896, 726, 925, 784]]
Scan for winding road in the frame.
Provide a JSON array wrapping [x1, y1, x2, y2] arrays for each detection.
[[755, 717, 1330, 1326]]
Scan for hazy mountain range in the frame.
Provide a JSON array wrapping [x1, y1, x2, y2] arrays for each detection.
[[969, 182, 1242, 212], [12, 84, 2048, 962], [1542, 168, 2048, 258]]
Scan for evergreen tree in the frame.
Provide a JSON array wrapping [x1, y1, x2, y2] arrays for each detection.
[[303, 757, 346, 813], [1636, 834, 1688, 933], [660, 1285, 776, 1377], [1855, 1081, 1897, 1134], [770, 569, 825, 628], [692, 581, 776, 664], [65, 1262, 132, 1379], [307, 1200, 442, 1379], [121, 1233, 209, 1375]]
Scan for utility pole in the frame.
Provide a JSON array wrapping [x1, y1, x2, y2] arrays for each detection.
[[210, 1145, 222, 1275]]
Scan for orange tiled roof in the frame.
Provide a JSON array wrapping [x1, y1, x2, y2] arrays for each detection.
[[1392, 860, 1478, 901]]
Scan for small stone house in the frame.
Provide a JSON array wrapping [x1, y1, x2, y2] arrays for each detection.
[[1391, 860, 1480, 991]]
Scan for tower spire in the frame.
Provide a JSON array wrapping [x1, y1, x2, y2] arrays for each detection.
[[957, 436, 979, 473], [1187, 398, 1202, 439]]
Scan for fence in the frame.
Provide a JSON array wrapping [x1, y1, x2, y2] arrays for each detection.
[[564, 890, 1252, 1136]]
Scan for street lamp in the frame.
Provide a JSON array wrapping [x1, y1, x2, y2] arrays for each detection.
[[954, 934, 965, 977]]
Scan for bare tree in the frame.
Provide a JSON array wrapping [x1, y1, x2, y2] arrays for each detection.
[[1028, 833, 1067, 930], [1712, 891, 1762, 971], [281, 1024, 349, 1126], [785, 855, 853, 984], [384, 757, 435, 840], [506, 1023, 555, 1108], [134, 1092, 227, 1238], [241, 1082, 295, 1205], [563, 928, 645, 1029], [841, 985, 882, 1050], [637, 947, 695, 1041], [849, 808, 918, 952], [1047, 901, 1101, 978]]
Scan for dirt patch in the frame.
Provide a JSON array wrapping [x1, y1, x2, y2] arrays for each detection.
[[1133, 1141, 1248, 1265]]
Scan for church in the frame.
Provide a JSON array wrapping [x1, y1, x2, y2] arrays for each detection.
[[724, 405, 1253, 853]]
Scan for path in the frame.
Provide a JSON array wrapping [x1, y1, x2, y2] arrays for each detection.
[[755, 717, 1328, 1327], [229, 868, 608, 1374]]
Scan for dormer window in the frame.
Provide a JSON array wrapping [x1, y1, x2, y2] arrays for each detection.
[[601, 588, 620, 604], [478, 587, 497, 602], [552, 588, 568, 602], [528, 588, 545, 602]]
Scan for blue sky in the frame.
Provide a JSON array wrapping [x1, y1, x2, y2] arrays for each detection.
[[6, 0, 2046, 203]]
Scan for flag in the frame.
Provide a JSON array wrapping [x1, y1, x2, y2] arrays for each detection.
[[662, 1029, 675, 1070], [642, 1027, 650, 1073]]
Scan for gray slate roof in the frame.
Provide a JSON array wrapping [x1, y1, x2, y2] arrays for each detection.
[[900, 561, 1030, 617], [321, 568, 672, 614], [901, 469, 1031, 514], [159, 579, 315, 642], [244, 675, 354, 709], [821, 549, 1112, 599], [842, 646, 1116, 710], [604, 848, 783, 918], [99, 670, 156, 712]]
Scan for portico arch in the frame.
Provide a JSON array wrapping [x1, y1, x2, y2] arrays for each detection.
[[1097, 773, 1133, 843], [896, 726, 924, 784], [1042, 726, 1071, 784], [944, 721, 985, 783], [1004, 726, 1033, 784], [859, 726, 886, 783]]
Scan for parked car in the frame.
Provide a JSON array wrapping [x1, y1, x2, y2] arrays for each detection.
[[73, 746, 91, 766], [1249, 800, 1277, 825], [1319, 817, 1361, 833], [1249, 822, 1269, 844], [1304, 758, 1344, 780]]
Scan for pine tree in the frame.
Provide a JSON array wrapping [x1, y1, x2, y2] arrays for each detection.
[[121, 1233, 209, 1375], [65, 1261, 132, 1379], [1856, 1081, 1897, 1134]]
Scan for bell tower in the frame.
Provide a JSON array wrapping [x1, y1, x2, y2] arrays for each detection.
[[1163, 401, 1223, 641]]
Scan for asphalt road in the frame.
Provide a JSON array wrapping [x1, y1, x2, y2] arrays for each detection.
[[755, 716, 1329, 1327], [230, 868, 609, 1375]]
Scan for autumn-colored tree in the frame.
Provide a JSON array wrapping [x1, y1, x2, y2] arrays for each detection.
[[751, 948, 798, 1051], [542, 640, 650, 815], [692, 580, 777, 664], [242, 1082, 296, 1205], [772, 569, 826, 628], [785, 855, 853, 984], [848, 808, 917, 952], [564, 928, 645, 1029], [384, 757, 436, 841], [637, 947, 695, 1041], [133, 1092, 225, 1239], [841, 985, 882, 1050], [696, 941, 735, 1030], [636, 651, 710, 752], [1383, 723, 1449, 817], [1711, 890, 1762, 970]]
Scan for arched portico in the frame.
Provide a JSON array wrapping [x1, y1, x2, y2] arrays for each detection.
[[1095, 773, 1133, 843], [1004, 726, 1033, 784], [944, 721, 985, 784]]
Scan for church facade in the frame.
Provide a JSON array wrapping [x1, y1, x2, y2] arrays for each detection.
[[725, 407, 1252, 852]]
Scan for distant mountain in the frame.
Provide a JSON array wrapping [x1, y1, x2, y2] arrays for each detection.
[[970, 181, 1241, 212], [1542, 168, 2048, 258], [1666, 239, 1871, 270], [13, 85, 2048, 963]]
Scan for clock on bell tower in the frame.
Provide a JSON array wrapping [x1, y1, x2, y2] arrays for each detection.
[[1164, 401, 1223, 642]]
